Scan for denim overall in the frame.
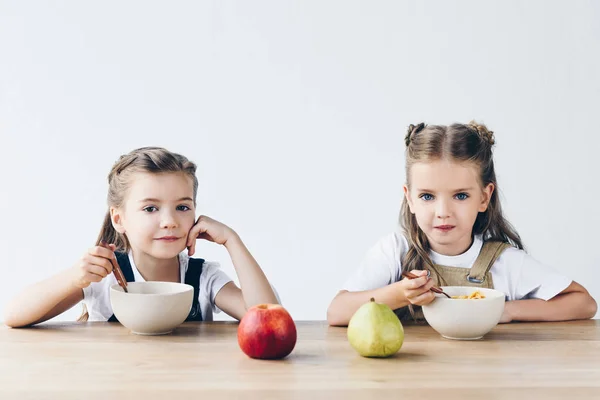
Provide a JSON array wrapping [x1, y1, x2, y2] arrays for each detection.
[[398, 241, 511, 321]]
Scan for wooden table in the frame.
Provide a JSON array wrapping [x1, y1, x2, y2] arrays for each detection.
[[1, 320, 599, 399]]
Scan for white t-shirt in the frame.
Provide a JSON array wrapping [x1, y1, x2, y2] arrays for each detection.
[[83, 251, 233, 321], [343, 232, 572, 301]]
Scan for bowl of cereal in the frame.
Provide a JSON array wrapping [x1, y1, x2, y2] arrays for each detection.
[[421, 287, 505, 340], [110, 282, 194, 335]]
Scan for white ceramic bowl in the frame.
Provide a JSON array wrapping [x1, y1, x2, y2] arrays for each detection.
[[110, 282, 194, 335], [422, 287, 505, 340]]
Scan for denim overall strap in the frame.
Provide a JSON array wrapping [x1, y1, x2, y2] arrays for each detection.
[[107, 252, 135, 322], [184, 258, 205, 322]]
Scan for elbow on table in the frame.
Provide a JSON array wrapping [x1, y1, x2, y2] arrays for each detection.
[[326, 309, 348, 327], [326, 291, 352, 327], [2, 309, 26, 328], [584, 295, 598, 319]]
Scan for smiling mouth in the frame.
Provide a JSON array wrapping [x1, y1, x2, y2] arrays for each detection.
[[155, 236, 180, 241]]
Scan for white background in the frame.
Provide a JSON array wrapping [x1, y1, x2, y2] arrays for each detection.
[[1, 1, 598, 322]]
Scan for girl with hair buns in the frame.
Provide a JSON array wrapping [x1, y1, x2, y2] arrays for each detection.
[[327, 121, 596, 326], [4, 147, 278, 327]]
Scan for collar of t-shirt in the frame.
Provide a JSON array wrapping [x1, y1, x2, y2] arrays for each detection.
[[428, 235, 484, 269], [126, 251, 187, 283]]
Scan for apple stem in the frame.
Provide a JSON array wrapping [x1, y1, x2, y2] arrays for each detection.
[[370, 298, 375, 302]]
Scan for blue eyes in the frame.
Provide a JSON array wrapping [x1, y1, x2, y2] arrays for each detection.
[[143, 205, 191, 212], [418, 193, 469, 201], [420, 194, 434, 201]]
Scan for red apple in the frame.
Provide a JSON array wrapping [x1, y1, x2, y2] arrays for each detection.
[[237, 304, 297, 360]]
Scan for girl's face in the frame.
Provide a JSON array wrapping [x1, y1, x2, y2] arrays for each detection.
[[111, 172, 196, 259], [403, 159, 494, 256]]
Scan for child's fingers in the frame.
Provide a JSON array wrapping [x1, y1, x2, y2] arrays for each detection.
[[186, 230, 196, 248], [405, 278, 434, 298], [187, 216, 212, 246], [88, 246, 116, 263], [187, 232, 198, 256], [187, 218, 213, 254], [186, 223, 205, 248], [188, 241, 196, 257], [405, 275, 429, 289], [422, 277, 434, 291], [84, 264, 111, 279], [410, 290, 436, 306], [82, 271, 105, 284], [82, 254, 113, 275]]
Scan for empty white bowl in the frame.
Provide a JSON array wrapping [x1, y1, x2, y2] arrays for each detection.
[[422, 286, 505, 340], [110, 282, 194, 335]]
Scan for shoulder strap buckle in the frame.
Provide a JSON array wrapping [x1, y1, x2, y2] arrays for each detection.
[[466, 274, 485, 284]]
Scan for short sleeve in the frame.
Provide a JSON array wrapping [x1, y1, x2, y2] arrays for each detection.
[[514, 253, 572, 301], [200, 261, 234, 314]]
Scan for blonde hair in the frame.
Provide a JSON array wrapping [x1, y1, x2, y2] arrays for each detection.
[[400, 121, 523, 289], [78, 147, 198, 322]]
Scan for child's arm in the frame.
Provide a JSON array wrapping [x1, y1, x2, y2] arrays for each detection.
[[3, 245, 116, 328], [3, 269, 84, 327], [186, 216, 278, 320], [327, 270, 434, 326], [500, 281, 597, 323]]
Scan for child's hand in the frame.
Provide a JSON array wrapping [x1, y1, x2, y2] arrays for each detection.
[[398, 270, 436, 306], [187, 215, 237, 256], [70, 244, 116, 289]]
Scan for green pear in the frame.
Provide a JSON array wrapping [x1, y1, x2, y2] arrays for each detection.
[[347, 298, 404, 358]]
